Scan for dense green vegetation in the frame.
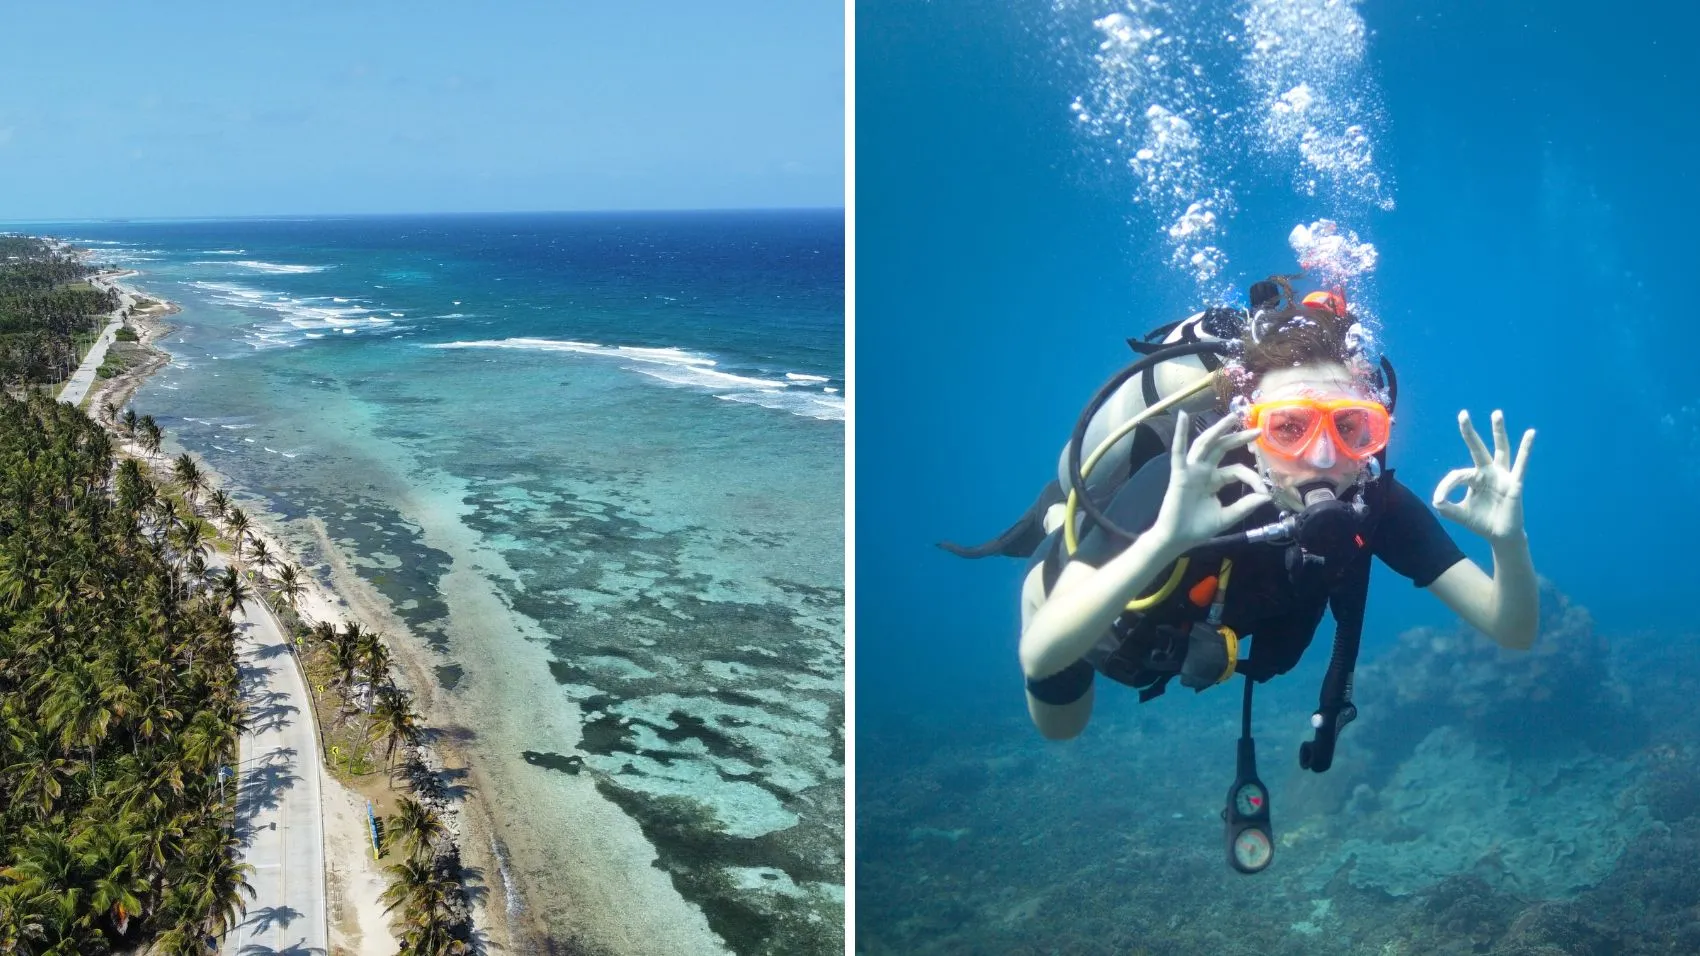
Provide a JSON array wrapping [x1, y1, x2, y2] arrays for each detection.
[[0, 238, 118, 388], [0, 394, 250, 954]]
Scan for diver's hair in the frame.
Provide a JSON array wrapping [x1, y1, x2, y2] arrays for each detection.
[[1214, 274, 1366, 407]]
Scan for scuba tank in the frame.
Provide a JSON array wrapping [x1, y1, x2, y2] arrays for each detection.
[[1046, 305, 1251, 534]]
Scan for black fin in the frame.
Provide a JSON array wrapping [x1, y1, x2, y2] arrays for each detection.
[[938, 479, 1066, 559]]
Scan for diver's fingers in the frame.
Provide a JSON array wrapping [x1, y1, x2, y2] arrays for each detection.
[[1211, 464, 1265, 494], [1219, 424, 1264, 454], [1188, 413, 1242, 466], [1433, 467, 1475, 511], [1490, 410, 1512, 470], [1458, 410, 1493, 468], [1170, 411, 1190, 473], [1511, 428, 1536, 485], [1219, 492, 1273, 529], [1432, 497, 1463, 524]]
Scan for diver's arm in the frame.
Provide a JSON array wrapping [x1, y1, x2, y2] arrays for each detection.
[[1427, 410, 1540, 650], [1018, 530, 1188, 681], [1425, 533, 1538, 650], [1018, 412, 1269, 683]]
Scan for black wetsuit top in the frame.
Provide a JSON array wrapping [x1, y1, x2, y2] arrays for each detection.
[[1026, 450, 1467, 705]]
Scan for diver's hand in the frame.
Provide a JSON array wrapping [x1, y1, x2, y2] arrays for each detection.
[[1433, 410, 1534, 544], [1150, 411, 1271, 552]]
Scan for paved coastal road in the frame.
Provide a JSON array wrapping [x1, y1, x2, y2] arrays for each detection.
[[223, 591, 331, 954], [57, 273, 134, 407]]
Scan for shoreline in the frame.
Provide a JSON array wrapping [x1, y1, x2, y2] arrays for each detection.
[[79, 256, 842, 955], [85, 268, 515, 954]]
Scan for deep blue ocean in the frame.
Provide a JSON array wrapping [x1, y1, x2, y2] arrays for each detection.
[[857, 1, 1700, 953], [11, 211, 845, 953]]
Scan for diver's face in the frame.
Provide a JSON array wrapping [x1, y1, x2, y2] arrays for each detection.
[[1247, 362, 1377, 510]]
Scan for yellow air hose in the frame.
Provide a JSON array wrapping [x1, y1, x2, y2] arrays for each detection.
[[1062, 370, 1222, 611]]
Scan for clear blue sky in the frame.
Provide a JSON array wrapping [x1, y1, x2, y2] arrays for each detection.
[[0, 2, 843, 218]]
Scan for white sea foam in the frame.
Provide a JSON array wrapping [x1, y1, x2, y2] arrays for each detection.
[[232, 260, 331, 274], [198, 249, 245, 255], [632, 365, 789, 390], [717, 390, 846, 422], [190, 280, 395, 347], [426, 338, 718, 367], [424, 338, 840, 422], [785, 373, 830, 383]]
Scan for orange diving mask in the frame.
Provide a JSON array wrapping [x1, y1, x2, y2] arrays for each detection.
[[1245, 397, 1390, 461]]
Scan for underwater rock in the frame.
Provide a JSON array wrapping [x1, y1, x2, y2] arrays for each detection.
[[1305, 725, 1653, 899], [1492, 901, 1613, 956], [1414, 875, 1521, 952], [1355, 580, 1645, 760]]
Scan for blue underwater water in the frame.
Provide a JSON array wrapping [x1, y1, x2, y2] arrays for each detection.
[[17, 212, 846, 951], [857, 0, 1700, 953]]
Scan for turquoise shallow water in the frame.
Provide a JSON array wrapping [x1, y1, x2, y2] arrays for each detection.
[[38, 213, 844, 953]]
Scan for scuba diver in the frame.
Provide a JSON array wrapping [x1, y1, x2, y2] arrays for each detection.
[[942, 275, 1539, 873]]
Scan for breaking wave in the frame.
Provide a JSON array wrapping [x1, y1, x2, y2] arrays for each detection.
[[423, 338, 844, 422]]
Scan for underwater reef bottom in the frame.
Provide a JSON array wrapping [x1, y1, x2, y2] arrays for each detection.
[[856, 585, 1700, 955]]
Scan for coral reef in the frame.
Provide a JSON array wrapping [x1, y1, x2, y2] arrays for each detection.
[[1306, 725, 1653, 898], [1352, 582, 1646, 762]]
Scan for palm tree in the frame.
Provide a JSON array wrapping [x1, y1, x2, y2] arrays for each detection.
[[171, 453, 206, 509], [330, 626, 364, 696], [271, 562, 307, 619], [137, 415, 162, 458], [74, 822, 148, 936], [224, 506, 251, 551], [0, 388, 267, 948], [368, 686, 424, 774], [215, 566, 252, 614], [205, 488, 230, 521], [386, 796, 449, 863], [244, 536, 275, 577], [353, 628, 393, 688]]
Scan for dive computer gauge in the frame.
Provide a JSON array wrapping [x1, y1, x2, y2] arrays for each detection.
[[1223, 736, 1274, 874], [1230, 823, 1273, 872]]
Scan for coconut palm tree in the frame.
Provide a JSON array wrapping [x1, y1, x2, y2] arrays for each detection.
[[0, 384, 266, 952], [214, 566, 252, 615], [224, 506, 251, 551], [386, 796, 449, 863], [171, 453, 206, 509], [243, 536, 274, 577], [270, 562, 307, 617], [137, 415, 162, 458], [368, 686, 424, 774]]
